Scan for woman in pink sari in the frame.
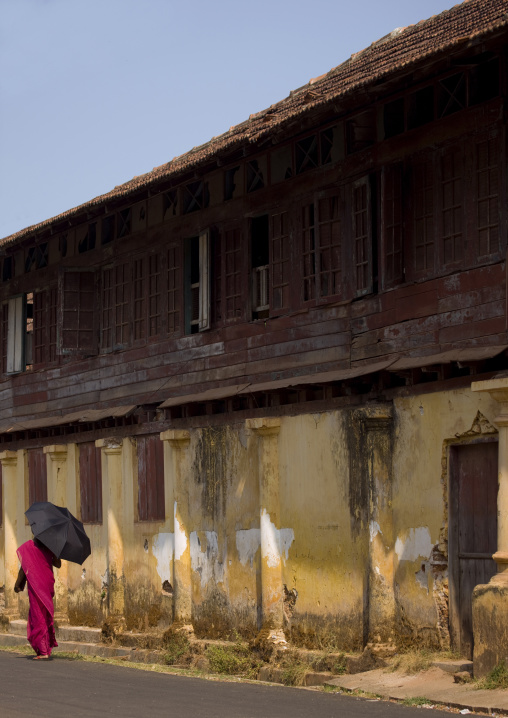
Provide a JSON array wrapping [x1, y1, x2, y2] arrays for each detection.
[[14, 537, 61, 659]]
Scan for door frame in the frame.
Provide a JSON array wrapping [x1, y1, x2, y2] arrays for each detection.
[[448, 436, 498, 656]]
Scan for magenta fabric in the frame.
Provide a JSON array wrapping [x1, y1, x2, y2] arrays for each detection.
[[16, 540, 58, 656]]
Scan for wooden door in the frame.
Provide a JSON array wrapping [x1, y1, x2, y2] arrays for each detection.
[[449, 441, 498, 658]]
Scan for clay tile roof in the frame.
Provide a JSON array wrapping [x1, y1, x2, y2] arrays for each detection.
[[3, 0, 508, 247]]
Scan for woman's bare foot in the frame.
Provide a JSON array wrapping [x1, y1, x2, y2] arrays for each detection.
[[33, 655, 49, 660]]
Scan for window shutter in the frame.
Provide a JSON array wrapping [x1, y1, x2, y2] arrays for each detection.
[[198, 230, 210, 330], [59, 270, 97, 355], [7, 295, 25, 373], [352, 177, 373, 295]]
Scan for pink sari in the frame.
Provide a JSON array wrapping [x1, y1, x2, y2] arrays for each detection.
[[16, 540, 58, 657]]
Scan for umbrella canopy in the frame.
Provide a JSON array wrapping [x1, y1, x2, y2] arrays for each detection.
[[25, 502, 91, 565]]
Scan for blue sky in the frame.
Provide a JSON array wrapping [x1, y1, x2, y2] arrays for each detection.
[[1, 0, 459, 239]]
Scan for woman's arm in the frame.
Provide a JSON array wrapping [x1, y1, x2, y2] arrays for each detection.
[[14, 567, 26, 593]]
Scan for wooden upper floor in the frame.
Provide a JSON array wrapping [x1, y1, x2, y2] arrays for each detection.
[[1, 7, 508, 436]]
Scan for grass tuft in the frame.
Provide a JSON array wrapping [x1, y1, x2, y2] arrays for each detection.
[[475, 660, 508, 690]]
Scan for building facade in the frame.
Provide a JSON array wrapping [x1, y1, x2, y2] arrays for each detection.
[[1, 0, 508, 673]]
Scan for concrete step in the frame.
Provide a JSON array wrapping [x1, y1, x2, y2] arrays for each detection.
[[431, 659, 473, 675], [8, 620, 101, 644], [0, 630, 163, 664]]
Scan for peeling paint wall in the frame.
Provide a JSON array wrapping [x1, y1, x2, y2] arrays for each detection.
[[1, 386, 501, 650]]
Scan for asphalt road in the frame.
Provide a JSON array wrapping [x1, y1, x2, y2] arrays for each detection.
[[0, 650, 453, 718]]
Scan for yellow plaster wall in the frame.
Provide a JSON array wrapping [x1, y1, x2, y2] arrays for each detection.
[[392, 388, 499, 644], [2, 384, 502, 649]]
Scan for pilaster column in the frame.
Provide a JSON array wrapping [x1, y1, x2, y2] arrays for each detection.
[[0, 451, 19, 618], [471, 380, 508, 580], [246, 417, 283, 629], [354, 405, 395, 645], [44, 445, 69, 623], [471, 378, 508, 674], [160, 430, 191, 624], [96, 439, 124, 616]]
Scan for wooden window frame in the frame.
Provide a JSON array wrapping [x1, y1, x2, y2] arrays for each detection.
[[184, 231, 211, 334], [28, 448, 48, 506], [137, 435, 165, 522], [58, 269, 97, 357], [301, 189, 345, 305], [351, 176, 374, 296], [79, 442, 103, 524]]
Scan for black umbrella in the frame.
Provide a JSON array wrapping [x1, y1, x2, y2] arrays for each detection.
[[25, 501, 91, 565]]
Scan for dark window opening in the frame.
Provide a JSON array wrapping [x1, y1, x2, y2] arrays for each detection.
[[163, 190, 178, 219], [183, 181, 209, 214], [59, 235, 68, 258], [224, 167, 240, 201], [2, 257, 13, 282], [384, 98, 405, 138], [320, 128, 335, 165], [470, 56, 499, 105], [296, 135, 319, 174], [25, 243, 48, 273], [438, 73, 466, 118], [408, 86, 434, 129], [78, 223, 96, 254], [246, 160, 264, 193], [117, 208, 132, 238], [251, 215, 269, 319], [346, 110, 376, 154], [101, 215, 115, 245]]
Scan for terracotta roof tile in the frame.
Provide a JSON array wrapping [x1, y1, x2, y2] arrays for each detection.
[[3, 0, 508, 247]]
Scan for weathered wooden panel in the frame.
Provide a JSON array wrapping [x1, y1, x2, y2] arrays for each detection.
[[137, 435, 164, 522], [28, 448, 47, 506], [79, 441, 102, 524], [449, 441, 498, 659]]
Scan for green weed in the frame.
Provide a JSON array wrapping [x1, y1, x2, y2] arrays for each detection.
[[401, 697, 433, 706], [206, 642, 261, 678], [476, 660, 508, 690]]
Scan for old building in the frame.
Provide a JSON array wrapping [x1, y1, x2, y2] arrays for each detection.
[[1, 0, 508, 675]]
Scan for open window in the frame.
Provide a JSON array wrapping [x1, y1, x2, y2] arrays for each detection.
[[184, 231, 210, 334], [251, 216, 269, 319], [3, 294, 33, 373]]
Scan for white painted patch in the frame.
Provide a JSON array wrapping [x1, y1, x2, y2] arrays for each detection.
[[236, 528, 261, 567], [395, 527, 432, 562], [280, 528, 295, 561], [370, 520, 382, 542], [152, 532, 174, 584], [190, 531, 224, 586], [174, 501, 187, 561], [260, 509, 295, 567]]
